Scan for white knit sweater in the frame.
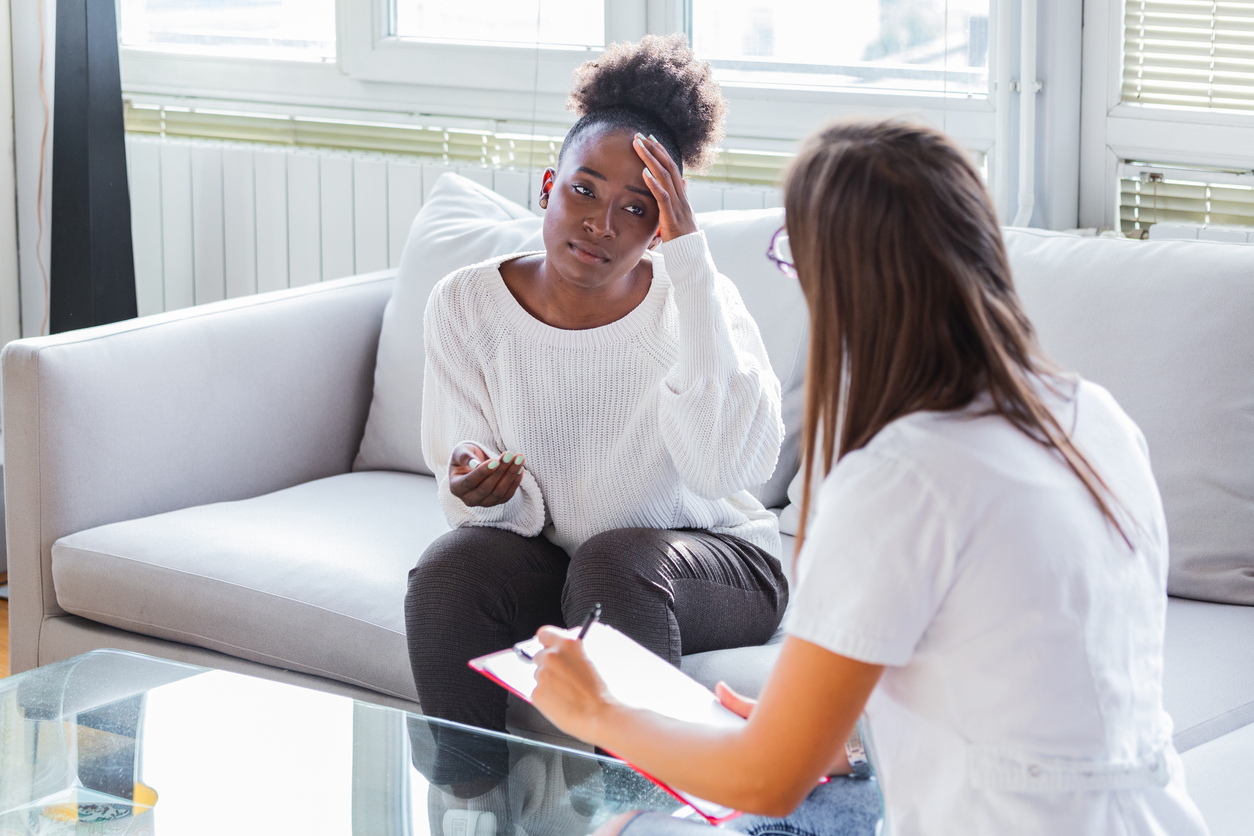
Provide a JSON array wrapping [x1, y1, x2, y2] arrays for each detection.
[[421, 231, 784, 557]]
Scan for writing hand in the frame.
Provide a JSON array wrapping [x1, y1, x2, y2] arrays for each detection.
[[531, 625, 615, 744], [448, 441, 526, 508], [634, 133, 698, 243]]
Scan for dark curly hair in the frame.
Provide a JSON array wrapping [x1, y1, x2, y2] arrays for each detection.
[[560, 34, 727, 175]]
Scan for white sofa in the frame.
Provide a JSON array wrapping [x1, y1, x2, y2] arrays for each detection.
[[4, 187, 1253, 830]]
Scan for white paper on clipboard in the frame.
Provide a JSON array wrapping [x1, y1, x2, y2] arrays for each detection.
[[470, 621, 745, 823]]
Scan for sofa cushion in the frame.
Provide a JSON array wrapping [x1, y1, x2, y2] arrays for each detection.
[[1005, 229, 1254, 605], [695, 209, 808, 507], [52, 471, 450, 702], [1162, 597, 1254, 751], [353, 174, 805, 508], [353, 174, 544, 476], [51, 472, 797, 709], [1178, 718, 1254, 836]]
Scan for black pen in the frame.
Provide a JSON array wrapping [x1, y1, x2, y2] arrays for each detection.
[[577, 602, 602, 640], [513, 603, 601, 661]]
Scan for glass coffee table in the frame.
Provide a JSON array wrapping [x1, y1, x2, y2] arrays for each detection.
[[0, 650, 689, 835]]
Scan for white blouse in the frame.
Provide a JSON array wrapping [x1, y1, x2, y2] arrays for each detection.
[[788, 379, 1209, 835]]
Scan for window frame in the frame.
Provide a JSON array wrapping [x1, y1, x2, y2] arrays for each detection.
[[1078, 0, 1254, 229], [117, 0, 1002, 157]]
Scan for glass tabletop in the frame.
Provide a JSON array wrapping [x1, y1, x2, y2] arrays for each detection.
[[0, 650, 687, 835]]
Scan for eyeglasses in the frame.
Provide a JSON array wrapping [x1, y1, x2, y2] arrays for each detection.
[[767, 227, 797, 279]]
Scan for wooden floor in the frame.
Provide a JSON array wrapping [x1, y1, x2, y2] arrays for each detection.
[[1, 573, 8, 678]]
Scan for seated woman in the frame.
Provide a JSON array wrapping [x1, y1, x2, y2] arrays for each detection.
[[529, 120, 1209, 836], [406, 34, 787, 784]]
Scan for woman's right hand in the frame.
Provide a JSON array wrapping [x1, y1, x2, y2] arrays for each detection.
[[449, 442, 526, 508]]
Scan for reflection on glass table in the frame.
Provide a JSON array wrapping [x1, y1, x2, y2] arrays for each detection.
[[0, 650, 685, 835]]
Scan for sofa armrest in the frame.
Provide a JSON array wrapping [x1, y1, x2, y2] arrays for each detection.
[[3, 271, 394, 673]]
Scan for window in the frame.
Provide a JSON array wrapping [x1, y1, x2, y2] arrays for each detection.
[[116, 0, 1006, 194], [1079, 0, 1254, 231], [120, 0, 337, 62], [392, 1, 603, 49], [692, 0, 991, 97]]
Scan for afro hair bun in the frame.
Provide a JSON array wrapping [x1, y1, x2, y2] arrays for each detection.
[[567, 34, 727, 174]]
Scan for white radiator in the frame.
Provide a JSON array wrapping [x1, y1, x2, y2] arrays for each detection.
[[124, 135, 783, 316]]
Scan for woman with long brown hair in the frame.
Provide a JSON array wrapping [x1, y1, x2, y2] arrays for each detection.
[[526, 120, 1210, 836]]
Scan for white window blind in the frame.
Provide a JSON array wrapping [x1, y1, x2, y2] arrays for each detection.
[[1119, 165, 1254, 234], [1122, 1, 1254, 112], [122, 103, 796, 187]]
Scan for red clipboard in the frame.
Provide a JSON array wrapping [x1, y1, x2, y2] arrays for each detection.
[[469, 622, 743, 824]]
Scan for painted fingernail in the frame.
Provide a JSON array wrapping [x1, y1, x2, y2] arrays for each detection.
[[515, 455, 525, 467], [468, 458, 481, 469], [488, 460, 500, 470], [635, 132, 645, 141], [648, 134, 657, 142], [502, 452, 515, 464], [643, 168, 655, 179]]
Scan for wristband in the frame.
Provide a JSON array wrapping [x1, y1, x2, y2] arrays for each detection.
[[845, 724, 872, 780]]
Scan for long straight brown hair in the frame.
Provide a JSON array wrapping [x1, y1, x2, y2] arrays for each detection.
[[786, 120, 1130, 552]]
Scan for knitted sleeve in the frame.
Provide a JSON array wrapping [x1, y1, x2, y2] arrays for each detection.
[[655, 231, 784, 499], [420, 273, 547, 535]]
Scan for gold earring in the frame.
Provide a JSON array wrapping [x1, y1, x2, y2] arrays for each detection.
[[539, 191, 548, 208]]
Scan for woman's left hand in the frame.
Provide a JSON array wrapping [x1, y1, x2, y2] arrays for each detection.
[[531, 626, 617, 743], [634, 134, 698, 243], [715, 681, 758, 719]]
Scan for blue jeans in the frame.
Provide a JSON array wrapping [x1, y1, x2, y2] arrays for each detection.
[[620, 777, 882, 836]]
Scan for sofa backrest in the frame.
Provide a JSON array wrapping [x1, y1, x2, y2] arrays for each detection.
[[1005, 228, 1254, 606], [684, 208, 808, 507], [781, 228, 1254, 607], [353, 174, 544, 478]]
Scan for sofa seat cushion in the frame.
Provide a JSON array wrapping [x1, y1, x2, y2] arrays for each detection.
[[51, 471, 451, 702], [1163, 597, 1254, 751], [1179, 719, 1254, 836], [52, 475, 796, 710], [681, 640, 782, 699]]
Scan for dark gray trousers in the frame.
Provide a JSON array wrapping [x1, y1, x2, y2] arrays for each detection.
[[405, 526, 788, 741]]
